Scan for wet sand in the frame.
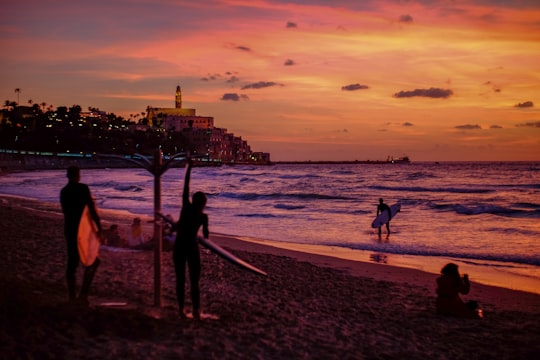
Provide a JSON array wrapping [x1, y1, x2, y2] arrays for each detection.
[[1, 196, 539, 359]]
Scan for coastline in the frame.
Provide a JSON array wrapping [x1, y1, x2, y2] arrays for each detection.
[[1, 195, 539, 358], [229, 236, 540, 296], [2, 190, 538, 296], [2, 193, 539, 296]]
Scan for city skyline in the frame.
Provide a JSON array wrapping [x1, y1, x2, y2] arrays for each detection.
[[2, 0, 539, 161]]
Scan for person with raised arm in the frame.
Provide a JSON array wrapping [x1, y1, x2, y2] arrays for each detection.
[[173, 158, 209, 320]]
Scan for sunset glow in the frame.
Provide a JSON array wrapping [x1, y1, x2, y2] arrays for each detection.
[[2, 0, 539, 161]]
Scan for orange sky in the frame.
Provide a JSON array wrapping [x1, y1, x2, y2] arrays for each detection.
[[1, 0, 539, 161]]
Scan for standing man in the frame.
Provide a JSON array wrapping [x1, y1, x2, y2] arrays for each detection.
[[60, 166, 102, 304], [377, 198, 392, 236]]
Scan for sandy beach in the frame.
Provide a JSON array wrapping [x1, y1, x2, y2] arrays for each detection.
[[1, 195, 539, 359]]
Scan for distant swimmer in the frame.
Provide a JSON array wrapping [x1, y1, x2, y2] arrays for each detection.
[[376, 198, 392, 236]]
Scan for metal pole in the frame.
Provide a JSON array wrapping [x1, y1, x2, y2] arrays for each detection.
[[153, 148, 163, 307], [98, 150, 188, 308]]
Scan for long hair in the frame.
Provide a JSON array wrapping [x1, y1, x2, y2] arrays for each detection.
[[441, 263, 461, 285]]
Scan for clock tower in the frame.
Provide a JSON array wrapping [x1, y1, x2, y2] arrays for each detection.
[[175, 85, 182, 109]]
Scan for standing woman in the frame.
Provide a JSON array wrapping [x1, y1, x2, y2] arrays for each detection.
[[173, 158, 209, 320]]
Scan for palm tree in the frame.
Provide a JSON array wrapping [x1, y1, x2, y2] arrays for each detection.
[[4, 100, 16, 111], [14, 88, 21, 105]]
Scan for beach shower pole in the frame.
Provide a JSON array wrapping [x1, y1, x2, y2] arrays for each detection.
[[153, 148, 163, 307], [97, 149, 187, 308]]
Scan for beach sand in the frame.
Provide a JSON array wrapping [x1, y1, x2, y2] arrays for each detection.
[[1, 195, 539, 359]]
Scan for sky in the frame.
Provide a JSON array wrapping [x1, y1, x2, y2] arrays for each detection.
[[1, 0, 539, 161]]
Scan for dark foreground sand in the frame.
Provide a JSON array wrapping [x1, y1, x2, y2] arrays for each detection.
[[1, 196, 539, 359]]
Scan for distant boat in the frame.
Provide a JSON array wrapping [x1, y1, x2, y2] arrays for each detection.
[[387, 156, 410, 164]]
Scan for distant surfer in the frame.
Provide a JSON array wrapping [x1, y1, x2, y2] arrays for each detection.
[[60, 166, 102, 304], [173, 158, 209, 320], [376, 198, 392, 236]]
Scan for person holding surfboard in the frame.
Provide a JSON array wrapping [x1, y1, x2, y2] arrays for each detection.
[[173, 158, 209, 320], [376, 198, 392, 236], [60, 166, 102, 304]]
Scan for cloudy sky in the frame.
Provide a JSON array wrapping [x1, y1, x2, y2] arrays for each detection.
[[2, 0, 539, 161]]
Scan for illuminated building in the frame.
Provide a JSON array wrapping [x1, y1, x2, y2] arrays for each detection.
[[147, 85, 269, 164]]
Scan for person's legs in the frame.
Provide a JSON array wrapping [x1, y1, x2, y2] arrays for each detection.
[[386, 222, 390, 234], [173, 251, 188, 317], [187, 248, 201, 319], [66, 237, 79, 301], [79, 258, 101, 301]]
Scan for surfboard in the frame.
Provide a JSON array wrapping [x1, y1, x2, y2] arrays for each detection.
[[371, 202, 401, 228], [156, 212, 267, 276], [77, 205, 101, 266], [198, 236, 267, 276]]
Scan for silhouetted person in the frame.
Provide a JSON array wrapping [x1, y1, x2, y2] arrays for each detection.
[[60, 166, 102, 304], [376, 198, 391, 236], [173, 158, 209, 320], [436, 263, 482, 319]]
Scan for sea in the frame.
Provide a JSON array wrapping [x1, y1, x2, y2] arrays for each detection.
[[1, 162, 539, 294]]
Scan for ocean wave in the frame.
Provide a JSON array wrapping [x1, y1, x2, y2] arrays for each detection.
[[236, 213, 281, 218], [239, 177, 259, 183], [113, 184, 144, 192], [218, 192, 352, 201], [328, 170, 356, 175], [277, 173, 322, 180], [486, 227, 540, 236], [90, 181, 119, 189], [513, 202, 540, 209], [369, 185, 493, 194], [430, 202, 540, 218], [274, 203, 306, 210], [214, 170, 269, 178], [332, 243, 540, 267], [405, 172, 438, 180]]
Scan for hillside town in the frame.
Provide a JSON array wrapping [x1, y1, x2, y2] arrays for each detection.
[[0, 86, 271, 169]]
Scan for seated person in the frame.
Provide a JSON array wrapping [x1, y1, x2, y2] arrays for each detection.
[[436, 263, 482, 319], [103, 224, 126, 247]]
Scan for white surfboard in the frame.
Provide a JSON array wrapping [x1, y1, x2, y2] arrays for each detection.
[[371, 202, 401, 228], [156, 212, 267, 276], [198, 236, 267, 276], [78, 205, 101, 266]]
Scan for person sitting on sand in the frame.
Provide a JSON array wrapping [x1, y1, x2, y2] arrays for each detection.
[[103, 224, 126, 247], [60, 166, 102, 304], [376, 198, 392, 236], [436, 263, 482, 319], [173, 158, 209, 320]]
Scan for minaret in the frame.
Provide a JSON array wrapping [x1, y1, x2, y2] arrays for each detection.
[[175, 85, 182, 109]]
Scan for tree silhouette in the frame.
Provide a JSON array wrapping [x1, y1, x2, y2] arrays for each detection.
[[14, 88, 21, 106]]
